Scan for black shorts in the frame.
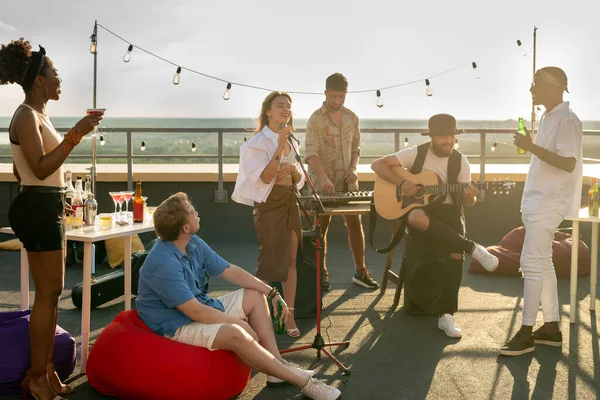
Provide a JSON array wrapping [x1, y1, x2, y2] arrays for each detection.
[[8, 186, 66, 252]]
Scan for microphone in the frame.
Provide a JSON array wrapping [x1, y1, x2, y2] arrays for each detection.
[[279, 122, 300, 144]]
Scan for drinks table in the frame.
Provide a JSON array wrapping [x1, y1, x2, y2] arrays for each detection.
[[1, 219, 155, 373], [565, 207, 599, 323]]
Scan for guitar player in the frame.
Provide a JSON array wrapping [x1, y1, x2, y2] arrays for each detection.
[[371, 113, 499, 338]]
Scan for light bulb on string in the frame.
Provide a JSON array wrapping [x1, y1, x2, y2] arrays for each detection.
[[376, 90, 383, 108], [404, 136, 409, 148], [471, 62, 480, 79], [123, 44, 133, 63], [140, 141, 146, 151], [89, 33, 97, 54], [99, 135, 105, 146], [191, 142, 197, 152], [425, 79, 433, 97], [223, 83, 232, 100], [491, 142, 497, 152], [173, 67, 181, 85], [454, 137, 459, 150], [516, 40, 527, 57]]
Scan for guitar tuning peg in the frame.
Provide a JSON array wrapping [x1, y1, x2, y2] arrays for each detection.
[[493, 190, 497, 195]]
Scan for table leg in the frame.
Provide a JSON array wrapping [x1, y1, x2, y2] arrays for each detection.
[[124, 235, 132, 311], [80, 242, 93, 374], [20, 245, 29, 310], [590, 222, 598, 311], [570, 221, 579, 324]]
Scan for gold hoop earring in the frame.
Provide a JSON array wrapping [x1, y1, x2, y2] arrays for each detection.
[[31, 90, 42, 103]]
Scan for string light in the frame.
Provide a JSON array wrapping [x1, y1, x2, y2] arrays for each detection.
[[173, 67, 181, 85], [140, 141, 146, 151], [454, 137, 459, 149], [471, 62, 480, 79], [376, 90, 383, 108], [222, 83, 232, 100], [425, 79, 433, 97], [99, 135, 105, 146], [191, 142, 197, 152], [89, 32, 97, 54], [516, 40, 527, 57], [123, 44, 133, 63], [404, 136, 409, 148], [491, 142, 497, 152]]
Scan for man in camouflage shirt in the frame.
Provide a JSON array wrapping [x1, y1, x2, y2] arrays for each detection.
[[304, 73, 379, 290]]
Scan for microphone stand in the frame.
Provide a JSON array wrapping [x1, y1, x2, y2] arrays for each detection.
[[280, 136, 351, 375]]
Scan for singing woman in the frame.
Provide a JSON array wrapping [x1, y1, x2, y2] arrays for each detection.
[[232, 91, 305, 337], [1, 38, 101, 400]]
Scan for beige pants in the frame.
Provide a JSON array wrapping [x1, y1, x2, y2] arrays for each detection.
[[169, 289, 246, 350]]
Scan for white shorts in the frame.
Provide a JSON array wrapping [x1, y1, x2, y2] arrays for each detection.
[[169, 289, 246, 351]]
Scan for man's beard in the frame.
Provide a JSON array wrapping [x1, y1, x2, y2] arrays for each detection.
[[431, 141, 453, 157]]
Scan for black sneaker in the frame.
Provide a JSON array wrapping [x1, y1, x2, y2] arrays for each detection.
[[352, 269, 379, 289], [533, 327, 562, 347], [321, 271, 331, 291], [499, 331, 535, 356]]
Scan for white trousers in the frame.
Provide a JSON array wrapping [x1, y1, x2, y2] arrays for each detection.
[[520, 211, 564, 326]]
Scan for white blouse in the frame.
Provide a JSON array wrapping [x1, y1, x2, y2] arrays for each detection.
[[232, 125, 306, 206]]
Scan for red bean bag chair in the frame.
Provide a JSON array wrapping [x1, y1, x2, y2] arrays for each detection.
[[0, 310, 76, 395], [469, 226, 591, 277], [87, 310, 251, 400]]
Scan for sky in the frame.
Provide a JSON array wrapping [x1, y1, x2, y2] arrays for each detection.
[[0, 0, 599, 120]]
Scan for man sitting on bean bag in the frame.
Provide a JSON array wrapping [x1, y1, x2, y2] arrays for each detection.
[[136, 192, 341, 400]]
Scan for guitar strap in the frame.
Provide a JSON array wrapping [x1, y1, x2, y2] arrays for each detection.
[[367, 142, 463, 253]]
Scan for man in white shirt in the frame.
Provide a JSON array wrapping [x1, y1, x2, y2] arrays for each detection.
[[500, 66, 583, 356], [371, 114, 499, 338]]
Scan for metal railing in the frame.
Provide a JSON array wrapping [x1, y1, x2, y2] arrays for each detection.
[[1, 127, 599, 203]]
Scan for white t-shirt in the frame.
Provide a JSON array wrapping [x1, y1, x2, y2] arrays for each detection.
[[521, 102, 583, 218], [394, 145, 471, 205]]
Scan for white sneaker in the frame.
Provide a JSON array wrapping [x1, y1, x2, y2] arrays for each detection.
[[472, 244, 499, 272], [438, 314, 462, 338], [266, 359, 315, 388], [301, 377, 342, 400]]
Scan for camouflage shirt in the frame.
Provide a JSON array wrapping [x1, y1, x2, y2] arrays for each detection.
[[304, 102, 362, 192]]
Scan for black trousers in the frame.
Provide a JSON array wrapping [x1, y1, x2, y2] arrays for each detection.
[[407, 204, 471, 315]]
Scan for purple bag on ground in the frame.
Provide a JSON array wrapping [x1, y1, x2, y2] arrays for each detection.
[[0, 310, 76, 395]]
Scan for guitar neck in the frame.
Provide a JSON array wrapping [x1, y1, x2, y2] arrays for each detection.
[[424, 182, 486, 195]]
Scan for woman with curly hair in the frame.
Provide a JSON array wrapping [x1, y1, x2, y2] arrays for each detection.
[[0, 38, 102, 400]]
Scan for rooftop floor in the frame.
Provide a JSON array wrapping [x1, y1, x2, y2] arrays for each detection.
[[0, 235, 598, 400]]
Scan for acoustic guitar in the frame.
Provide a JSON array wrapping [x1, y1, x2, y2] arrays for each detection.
[[373, 167, 515, 220]]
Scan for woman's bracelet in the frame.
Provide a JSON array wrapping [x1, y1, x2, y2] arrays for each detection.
[[267, 287, 280, 301], [62, 128, 85, 154]]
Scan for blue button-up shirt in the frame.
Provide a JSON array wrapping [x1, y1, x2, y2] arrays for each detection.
[[136, 235, 229, 337]]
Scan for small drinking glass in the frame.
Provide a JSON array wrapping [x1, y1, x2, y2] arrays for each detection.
[[99, 213, 113, 230]]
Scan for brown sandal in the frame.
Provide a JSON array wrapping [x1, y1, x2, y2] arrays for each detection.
[[21, 368, 65, 400], [47, 363, 74, 395]]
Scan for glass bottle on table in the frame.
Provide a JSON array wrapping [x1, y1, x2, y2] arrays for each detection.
[[590, 183, 600, 217], [516, 117, 527, 155], [71, 178, 84, 229], [133, 181, 144, 223], [588, 177, 597, 210]]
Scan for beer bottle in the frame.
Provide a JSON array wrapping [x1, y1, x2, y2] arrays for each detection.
[[590, 183, 600, 217], [589, 178, 597, 210], [133, 180, 144, 223], [517, 117, 527, 155], [274, 299, 285, 334]]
